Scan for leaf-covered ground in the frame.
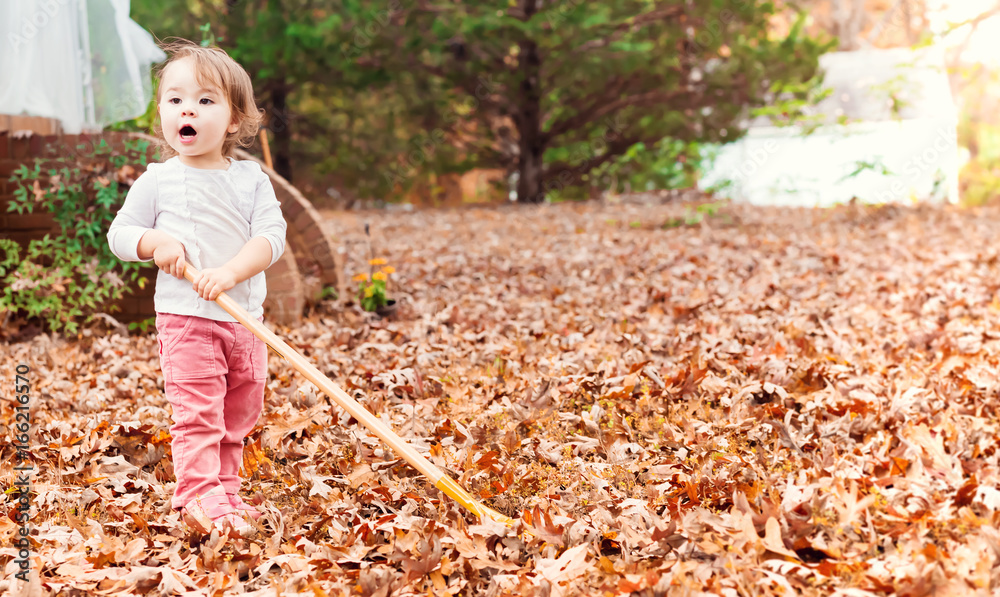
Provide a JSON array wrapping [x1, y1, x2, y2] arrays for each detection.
[[4, 198, 1000, 596]]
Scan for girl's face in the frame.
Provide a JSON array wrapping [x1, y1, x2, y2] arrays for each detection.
[[158, 57, 239, 169]]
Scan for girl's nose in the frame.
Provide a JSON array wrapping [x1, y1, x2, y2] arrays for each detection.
[[182, 104, 196, 117]]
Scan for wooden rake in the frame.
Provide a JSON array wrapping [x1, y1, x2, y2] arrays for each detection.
[[182, 263, 512, 526]]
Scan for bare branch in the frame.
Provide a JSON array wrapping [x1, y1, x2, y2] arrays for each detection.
[[408, 60, 505, 113], [866, 0, 908, 44], [574, 6, 684, 53], [946, 3, 1000, 68], [938, 1, 1000, 38], [543, 87, 688, 144], [544, 133, 662, 187], [544, 5, 683, 78]]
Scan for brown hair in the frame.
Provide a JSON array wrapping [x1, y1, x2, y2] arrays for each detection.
[[153, 40, 263, 159]]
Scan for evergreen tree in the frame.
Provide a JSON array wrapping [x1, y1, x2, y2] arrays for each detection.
[[365, 0, 831, 202]]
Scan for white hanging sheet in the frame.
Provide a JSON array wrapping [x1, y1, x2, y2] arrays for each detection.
[[0, 0, 164, 133], [700, 46, 961, 206]]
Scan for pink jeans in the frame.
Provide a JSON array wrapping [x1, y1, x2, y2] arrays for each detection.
[[155, 312, 267, 511]]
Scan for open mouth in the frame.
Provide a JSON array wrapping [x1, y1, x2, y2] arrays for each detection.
[[179, 125, 197, 143]]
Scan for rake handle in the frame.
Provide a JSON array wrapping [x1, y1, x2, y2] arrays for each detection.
[[181, 262, 512, 525]]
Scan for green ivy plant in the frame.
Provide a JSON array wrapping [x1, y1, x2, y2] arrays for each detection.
[[1, 138, 155, 335]]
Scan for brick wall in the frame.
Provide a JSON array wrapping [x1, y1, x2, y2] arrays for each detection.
[[0, 130, 330, 327]]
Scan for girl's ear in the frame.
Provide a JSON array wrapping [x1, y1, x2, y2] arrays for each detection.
[[228, 119, 240, 134]]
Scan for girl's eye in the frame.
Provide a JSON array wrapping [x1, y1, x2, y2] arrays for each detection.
[[200, 98, 213, 105], [169, 98, 181, 104]]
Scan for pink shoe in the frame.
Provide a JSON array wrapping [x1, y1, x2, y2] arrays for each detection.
[[228, 493, 263, 521], [181, 486, 255, 538]]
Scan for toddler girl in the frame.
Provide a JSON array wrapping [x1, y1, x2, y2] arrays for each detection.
[[108, 41, 286, 538]]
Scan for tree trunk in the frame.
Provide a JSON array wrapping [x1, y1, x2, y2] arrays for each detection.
[[903, 0, 915, 45], [831, 0, 867, 50], [515, 0, 543, 203], [270, 83, 293, 183]]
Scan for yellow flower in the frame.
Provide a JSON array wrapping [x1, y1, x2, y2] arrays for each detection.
[[369, 258, 387, 265], [352, 273, 368, 282], [364, 286, 375, 297], [380, 266, 395, 274], [372, 271, 387, 281]]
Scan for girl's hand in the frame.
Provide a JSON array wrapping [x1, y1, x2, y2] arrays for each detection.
[[192, 267, 238, 301], [153, 240, 187, 279]]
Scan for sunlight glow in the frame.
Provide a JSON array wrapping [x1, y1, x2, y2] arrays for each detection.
[[929, 0, 1000, 64]]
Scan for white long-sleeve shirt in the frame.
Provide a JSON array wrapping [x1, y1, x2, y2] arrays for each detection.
[[107, 156, 287, 322]]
